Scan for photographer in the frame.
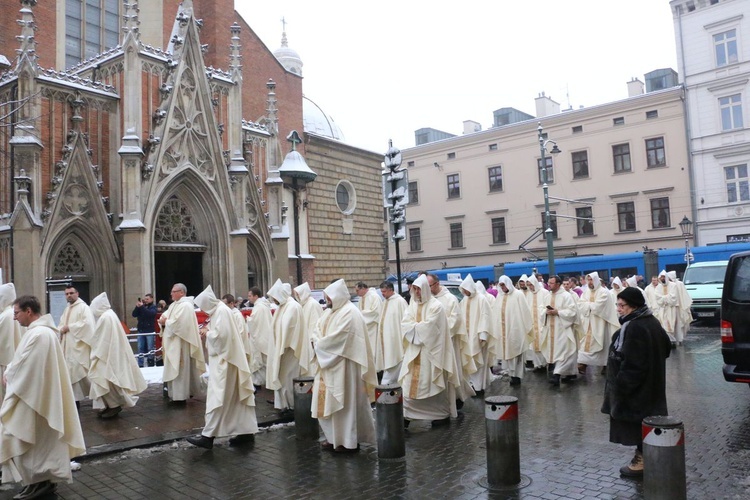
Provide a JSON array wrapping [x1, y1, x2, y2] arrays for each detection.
[[132, 293, 157, 367]]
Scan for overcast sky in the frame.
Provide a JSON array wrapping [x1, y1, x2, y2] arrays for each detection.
[[235, 1, 679, 155]]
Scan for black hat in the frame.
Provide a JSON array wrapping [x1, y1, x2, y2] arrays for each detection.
[[617, 287, 645, 308]]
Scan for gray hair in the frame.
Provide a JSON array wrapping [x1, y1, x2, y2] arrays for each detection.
[[174, 283, 187, 294]]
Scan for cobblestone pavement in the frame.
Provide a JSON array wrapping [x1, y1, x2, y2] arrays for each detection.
[[1, 323, 748, 499]]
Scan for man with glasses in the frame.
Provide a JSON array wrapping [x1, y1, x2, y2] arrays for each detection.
[[1, 296, 85, 499], [157, 283, 205, 403]]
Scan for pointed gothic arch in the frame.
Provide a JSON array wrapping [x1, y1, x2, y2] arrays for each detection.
[[246, 231, 272, 291]]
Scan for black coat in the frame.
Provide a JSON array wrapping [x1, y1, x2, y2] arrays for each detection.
[[601, 309, 671, 423]]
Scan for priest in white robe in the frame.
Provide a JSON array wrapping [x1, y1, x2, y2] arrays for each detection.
[[669, 270, 693, 345], [654, 270, 679, 343], [245, 287, 272, 387], [610, 277, 624, 299], [187, 286, 258, 449], [644, 276, 660, 310], [311, 279, 376, 453], [0, 283, 23, 402], [294, 282, 322, 374], [491, 276, 532, 386], [459, 275, 493, 395], [157, 283, 205, 402], [88, 293, 147, 418], [576, 272, 619, 374], [376, 281, 408, 384], [1, 295, 85, 498], [356, 282, 382, 359], [540, 275, 580, 386], [266, 279, 309, 412], [58, 286, 95, 402], [427, 273, 475, 405], [400, 275, 459, 427], [525, 275, 550, 370]]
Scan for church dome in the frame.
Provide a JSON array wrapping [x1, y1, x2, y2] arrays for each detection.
[[273, 32, 303, 76], [303, 96, 345, 142]]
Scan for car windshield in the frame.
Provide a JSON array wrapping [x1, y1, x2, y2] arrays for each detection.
[[684, 266, 726, 285]]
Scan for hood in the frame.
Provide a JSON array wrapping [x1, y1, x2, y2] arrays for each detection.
[[527, 274, 541, 293], [659, 270, 670, 282], [267, 279, 290, 305], [586, 271, 601, 290], [324, 279, 350, 311], [625, 276, 639, 287], [612, 277, 623, 290], [667, 270, 677, 281], [411, 274, 432, 304], [89, 292, 112, 321], [498, 275, 515, 295], [476, 280, 490, 296], [0, 283, 16, 310], [294, 282, 311, 304], [518, 274, 528, 284], [459, 274, 477, 297], [195, 285, 221, 315]]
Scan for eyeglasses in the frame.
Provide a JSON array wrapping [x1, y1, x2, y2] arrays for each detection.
[[616, 302, 626, 308]]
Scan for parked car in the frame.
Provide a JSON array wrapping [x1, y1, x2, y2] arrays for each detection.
[[684, 260, 728, 321], [720, 251, 750, 386]]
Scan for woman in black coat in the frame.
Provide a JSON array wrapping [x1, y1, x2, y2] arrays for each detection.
[[601, 287, 672, 478]]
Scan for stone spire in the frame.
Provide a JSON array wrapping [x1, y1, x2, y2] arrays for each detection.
[[229, 22, 242, 81], [122, 0, 141, 45], [15, 0, 39, 75]]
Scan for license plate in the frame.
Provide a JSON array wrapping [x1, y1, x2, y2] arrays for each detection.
[[697, 312, 714, 317]]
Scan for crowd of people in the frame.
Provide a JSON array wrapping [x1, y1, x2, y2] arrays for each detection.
[[0, 269, 684, 497]]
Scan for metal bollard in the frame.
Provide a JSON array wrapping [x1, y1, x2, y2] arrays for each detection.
[[293, 377, 318, 440], [485, 396, 520, 487], [643, 416, 686, 500], [375, 384, 405, 460]]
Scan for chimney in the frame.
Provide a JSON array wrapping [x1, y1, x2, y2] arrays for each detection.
[[462, 120, 481, 135], [535, 92, 560, 118], [627, 77, 645, 97]]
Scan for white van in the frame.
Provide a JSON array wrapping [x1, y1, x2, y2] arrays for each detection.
[[683, 260, 728, 320]]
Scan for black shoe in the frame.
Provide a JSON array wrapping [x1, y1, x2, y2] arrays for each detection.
[[228, 434, 255, 446], [525, 360, 534, 369], [509, 376, 521, 386], [549, 374, 561, 387], [100, 406, 122, 419], [13, 481, 55, 500], [472, 389, 485, 398], [186, 435, 214, 449], [455, 399, 464, 410], [431, 417, 450, 427], [334, 444, 360, 454], [403, 419, 411, 429], [601, 366, 607, 375], [75, 401, 80, 410], [561, 375, 577, 383]]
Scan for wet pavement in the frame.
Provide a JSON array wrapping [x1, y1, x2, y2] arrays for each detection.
[[1, 323, 749, 499]]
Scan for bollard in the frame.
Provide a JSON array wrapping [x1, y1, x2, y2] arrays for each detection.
[[485, 396, 520, 487], [642, 416, 686, 500], [375, 384, 405, 460], [293, 377, 318, 440]]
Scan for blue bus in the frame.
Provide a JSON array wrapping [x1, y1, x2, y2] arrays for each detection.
[[428, 242, 750, 285]]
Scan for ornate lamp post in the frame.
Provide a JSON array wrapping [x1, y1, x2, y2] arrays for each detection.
[[679, 215, 694, 269], [279, 131, 317, 285], [537, 123, 561, 276]]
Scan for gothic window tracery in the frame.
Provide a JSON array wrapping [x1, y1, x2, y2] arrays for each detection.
[[154, 196, 198, 243], [53, 243, 86, 274]]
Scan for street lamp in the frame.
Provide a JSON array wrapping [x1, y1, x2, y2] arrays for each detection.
[[537, 123, 561, 276], [679, 215, 693, 268], [279, 130, 317, 286]]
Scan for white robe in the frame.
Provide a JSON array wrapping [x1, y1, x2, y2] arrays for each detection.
[[0, 284, 23, 402], [491, 282, 532, 379], [673, 279, 693, 343], [88, 294, 147, 410], [525, 277, 550, 368], [160, 296, 206, 401], [295, 285, 322, 376], [576, 284, 619, 367], [654, 279, 679, 338], [459, 277, 493, 392], [0, 315, 85, 485], [59, 299, 95, 401], [540, 289, 579, 376], [195, 288, 257, 438], [377, 293, 408, 380], [312, 279, 376, 449], [246, 298, 273, 386], [433, 287, 475, 401], [359, 288, 383, 361]]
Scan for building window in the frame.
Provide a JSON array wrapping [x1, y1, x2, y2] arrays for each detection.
[[613, 117, 625, 126], [613, 143, 632, 173], [617, 202, 636, 232], [572, 125, 583, 134], [335, 180, 356, 214], [491, 217, 506, 244], [725, 164, 750, 203], [447, 152, 456, 160], [409, 227, 421, 252], [714, 29, 738, 67], [720, 94, 744, 131], [488, 166, 503, 192], [407, 161, 415, 167], [646, 110, 659, 119], [447, 174, 460, 199], [489, 143, 498, 151], [66, 0, 120, 68], [572, 151, 589, 179], [541, 211, 558, 239], [650, 197, 671, 229], [537, 157, 554, 184], [645, 137, 666, 167], [576, 207, 594, 236], [408, 181, 419, 205], [450, 223, 463, 248]]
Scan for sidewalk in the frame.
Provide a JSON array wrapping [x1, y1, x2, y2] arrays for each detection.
[[77, 368, 291, 459]]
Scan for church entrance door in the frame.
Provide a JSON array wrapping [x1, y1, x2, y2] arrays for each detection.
[[154, 251, 203, 304]]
